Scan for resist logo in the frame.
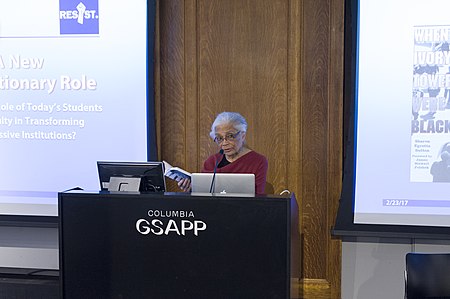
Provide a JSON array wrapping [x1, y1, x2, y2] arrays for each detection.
[[59, 0, 99, 34]]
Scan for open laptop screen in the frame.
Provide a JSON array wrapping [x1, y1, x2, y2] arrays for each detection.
[[191, 173, 255, 196]]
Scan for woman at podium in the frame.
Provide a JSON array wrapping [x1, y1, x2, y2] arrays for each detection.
[[179, 111, 268, 194]]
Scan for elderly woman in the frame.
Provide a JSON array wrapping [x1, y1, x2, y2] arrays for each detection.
[[179, 111, 268, 194]]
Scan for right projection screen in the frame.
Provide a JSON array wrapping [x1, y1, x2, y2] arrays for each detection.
[[353, 0, 450, 228]]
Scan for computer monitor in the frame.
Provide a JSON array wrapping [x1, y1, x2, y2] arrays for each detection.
[[97, 161, 166, 192], [191, 173, 255, 196]]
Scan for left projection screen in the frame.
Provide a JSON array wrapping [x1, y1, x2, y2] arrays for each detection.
[[0, 0, 150, 217]]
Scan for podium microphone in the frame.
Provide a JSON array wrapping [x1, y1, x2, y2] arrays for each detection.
[[209, 149, 224, 193]]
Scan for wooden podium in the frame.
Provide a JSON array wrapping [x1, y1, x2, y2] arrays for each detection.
[[59, 191, 299, 298]]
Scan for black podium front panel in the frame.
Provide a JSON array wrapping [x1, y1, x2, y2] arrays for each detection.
[[59, 192, 292, 299]]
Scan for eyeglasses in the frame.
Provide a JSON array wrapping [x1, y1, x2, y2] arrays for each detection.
[[214, 131, 241, 144]]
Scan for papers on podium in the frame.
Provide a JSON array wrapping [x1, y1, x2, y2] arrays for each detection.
[[163, 161, 191, 182]]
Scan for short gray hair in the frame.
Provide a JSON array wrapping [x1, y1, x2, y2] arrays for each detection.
[[209, 112, 248, 139]]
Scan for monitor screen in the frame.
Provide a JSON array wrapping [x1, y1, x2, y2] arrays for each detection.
[[97, 161, 166, 193]]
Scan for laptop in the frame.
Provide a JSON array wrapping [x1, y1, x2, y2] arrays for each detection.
[[191, 173, 255, 197]]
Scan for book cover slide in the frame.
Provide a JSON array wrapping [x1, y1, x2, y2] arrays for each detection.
[[411, 25, 450, 183]]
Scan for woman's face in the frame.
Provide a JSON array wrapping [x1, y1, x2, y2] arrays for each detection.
[[214, 123, 246, 157]]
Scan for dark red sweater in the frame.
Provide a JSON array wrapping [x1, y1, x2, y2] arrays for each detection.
[[202, 151, 268, 194]]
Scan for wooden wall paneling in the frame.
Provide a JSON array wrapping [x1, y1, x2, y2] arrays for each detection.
[[197, 0, 289, 194], [328, 0, 344, 298], [185, 0, 200, 172], [154, 0, 161, 159], [156, 0, 344, 297], [299, 0, 344, 298], [159, 0, 187, 175], [302, 0, 330, 281], [197, 0, 225, 161], [287, 0, 303, 281]]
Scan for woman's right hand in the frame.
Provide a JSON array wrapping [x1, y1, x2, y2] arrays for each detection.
[[178, 178, 192, 192]]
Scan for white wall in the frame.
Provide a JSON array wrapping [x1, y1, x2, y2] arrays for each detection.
[[0, 227, 58, 269], [342, 237, 450, 299]]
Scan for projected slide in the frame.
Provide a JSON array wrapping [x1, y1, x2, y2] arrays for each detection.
[[411, 25, 450, 182], [0, 0, 148, 216], [354, 0, 450, 226]]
